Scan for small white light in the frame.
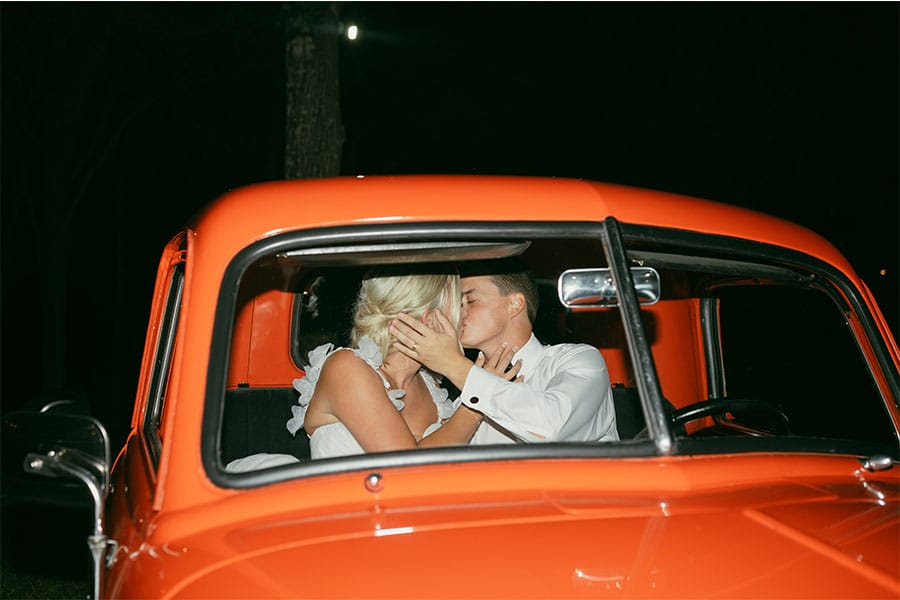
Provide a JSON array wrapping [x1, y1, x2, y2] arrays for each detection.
[[346, 24, 359, 41]]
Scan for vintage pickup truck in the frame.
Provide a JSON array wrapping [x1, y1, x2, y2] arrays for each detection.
[[5, 176, 898, 598]]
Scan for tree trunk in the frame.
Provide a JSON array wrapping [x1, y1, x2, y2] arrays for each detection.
[[284, 2, 345, 179]]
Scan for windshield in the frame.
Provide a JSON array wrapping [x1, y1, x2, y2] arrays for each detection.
[[206, 221, 898, 486]]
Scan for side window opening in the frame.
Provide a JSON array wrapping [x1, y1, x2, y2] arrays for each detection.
[[143, 263, 184, 467], [291, 267, 366, 366], [616, 242, 896, 450], [717, 284, 895, 446]]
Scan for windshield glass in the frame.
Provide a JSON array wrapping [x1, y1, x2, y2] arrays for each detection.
[[210, 222, 897, 484]]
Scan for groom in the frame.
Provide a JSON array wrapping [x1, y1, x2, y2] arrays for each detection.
[[391, 259, 618, 444]]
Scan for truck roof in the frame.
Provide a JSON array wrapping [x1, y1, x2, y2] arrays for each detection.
[[189, 175, 856, 280]]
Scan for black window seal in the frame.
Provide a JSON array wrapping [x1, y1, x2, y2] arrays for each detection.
[[604, 217, 674, 455], [143, 262, 185, 468]]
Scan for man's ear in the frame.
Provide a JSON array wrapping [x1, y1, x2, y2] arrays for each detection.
[[507, 293, 527, 319]]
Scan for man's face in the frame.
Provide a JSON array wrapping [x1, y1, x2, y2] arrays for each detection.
[[459, 275, 510, 351]]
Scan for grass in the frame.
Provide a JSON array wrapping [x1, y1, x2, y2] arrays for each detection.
[[0, 568, 87, 600], [1, 503, 91, 599]]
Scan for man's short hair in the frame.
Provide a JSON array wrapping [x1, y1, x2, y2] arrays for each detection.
[[460, 258, 539, 323]]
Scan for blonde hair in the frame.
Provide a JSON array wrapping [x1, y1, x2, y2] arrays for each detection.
[[351, 268, 461, 359]]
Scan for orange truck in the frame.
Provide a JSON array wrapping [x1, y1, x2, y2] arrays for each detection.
[[6, 176, 899, 598]]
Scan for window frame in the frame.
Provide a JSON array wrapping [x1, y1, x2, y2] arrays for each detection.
[[620, 223, 900, 409], [202, 220, 899, 489], [142, 261, 185, 469]]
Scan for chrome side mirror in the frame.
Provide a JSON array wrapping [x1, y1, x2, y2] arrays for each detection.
[[3, 411, 114, 600], [558, 267, 660, 307]]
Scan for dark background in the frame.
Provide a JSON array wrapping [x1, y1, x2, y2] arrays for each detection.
[[1, 2, 897, 596]]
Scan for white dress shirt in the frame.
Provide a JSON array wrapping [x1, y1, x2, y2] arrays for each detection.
[[463, 334, 618, 444]]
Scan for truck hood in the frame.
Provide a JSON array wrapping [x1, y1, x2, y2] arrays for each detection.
[[112, 475, 899, 598]]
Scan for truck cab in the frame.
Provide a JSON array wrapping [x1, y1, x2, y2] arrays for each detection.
[[9, 176, 899, 598]]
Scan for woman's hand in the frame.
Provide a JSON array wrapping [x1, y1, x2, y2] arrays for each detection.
[[390, 310, 461, 368], [475, 342, 523, 383], [390, 310, 474, 390]]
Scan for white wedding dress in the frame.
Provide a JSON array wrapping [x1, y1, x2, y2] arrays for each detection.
[[225, 336, 458, 471]]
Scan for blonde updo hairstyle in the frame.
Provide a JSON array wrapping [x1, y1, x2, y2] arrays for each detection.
[[351, 267, 461, 360]]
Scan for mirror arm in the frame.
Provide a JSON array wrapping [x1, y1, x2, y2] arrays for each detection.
[[24, 448, 114, 600], [25, 448, 106, 534]]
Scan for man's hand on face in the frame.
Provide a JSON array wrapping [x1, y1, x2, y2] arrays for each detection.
[[475, 342, 523, 383], [390, 311, 473, 388], [391, 310, 524, 389]]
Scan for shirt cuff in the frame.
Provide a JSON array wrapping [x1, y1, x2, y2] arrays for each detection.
[[460, 367, 553, 441], [459, 365, 500, 412]]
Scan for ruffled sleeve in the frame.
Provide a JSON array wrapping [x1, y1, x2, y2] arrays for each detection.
[[353, 337, 406, 410], [286, 336, 406, 437], [420, 369, 461, 438], [286, 342, 334, 436]]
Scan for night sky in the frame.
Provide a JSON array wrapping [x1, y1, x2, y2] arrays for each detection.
[[1, 2, 897, 447]]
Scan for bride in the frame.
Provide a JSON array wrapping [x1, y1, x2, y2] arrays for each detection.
[[226, 266, 519, 470], [290, 267, 483, 459]]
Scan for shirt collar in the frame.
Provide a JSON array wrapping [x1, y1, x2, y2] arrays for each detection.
[[511, 333, 542, 375]]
